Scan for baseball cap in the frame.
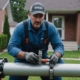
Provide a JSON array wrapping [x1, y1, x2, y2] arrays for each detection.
[[30, 2, 45, 15]]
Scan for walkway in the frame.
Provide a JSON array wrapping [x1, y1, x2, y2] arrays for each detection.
[[62, 58, 80, 60]]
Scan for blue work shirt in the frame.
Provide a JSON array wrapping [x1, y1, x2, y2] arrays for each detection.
[[8, 19, 64, 60]]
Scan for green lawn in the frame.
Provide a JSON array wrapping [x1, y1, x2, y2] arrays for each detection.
[[0, 51, 80, 80], [63, 51, 80, 58], [0, 52, 14, 62], [49, 51, 80, 58]]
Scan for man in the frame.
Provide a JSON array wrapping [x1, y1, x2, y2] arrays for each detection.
[[8, 2, 64, 80]]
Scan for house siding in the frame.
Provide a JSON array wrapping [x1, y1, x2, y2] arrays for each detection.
[[48, 13, 77, 41], [0, 9, 6, 34]]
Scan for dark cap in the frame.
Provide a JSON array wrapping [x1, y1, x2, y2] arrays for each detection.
[[30, 2, 45, 15]]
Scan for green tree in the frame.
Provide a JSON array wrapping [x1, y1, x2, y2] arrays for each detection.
[[3, 15, 11, 43], [10, 0, 28, 22]]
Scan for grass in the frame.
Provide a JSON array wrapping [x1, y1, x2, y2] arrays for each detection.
[[0, 52, 14, 62], [64, 60, 80, 64], [62, 51, 80, 58], [49, 51, 80, 58], [0, 51, 80, 80]]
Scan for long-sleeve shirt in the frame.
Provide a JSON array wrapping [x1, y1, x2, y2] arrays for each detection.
[[8, 19, 64, 58]]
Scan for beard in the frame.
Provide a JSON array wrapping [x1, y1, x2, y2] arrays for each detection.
[[33, 22, 41, 29]]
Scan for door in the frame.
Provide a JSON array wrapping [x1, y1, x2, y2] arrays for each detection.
[[52, 16, 64, 40]]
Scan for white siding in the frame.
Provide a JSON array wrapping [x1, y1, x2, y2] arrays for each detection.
[[10, 27, 15, 35]]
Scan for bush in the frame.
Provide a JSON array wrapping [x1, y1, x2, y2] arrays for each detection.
[[3, 15, 11, 43], [2, 34, 8, 49], [0, 35, 2, 50], [0, 34, 8, 51]]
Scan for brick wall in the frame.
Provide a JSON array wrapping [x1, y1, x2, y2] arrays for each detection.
[[76, 12, 80, 45], [48, 14, 77, 41], [0, 9, 6, 34], [65, 14, 77, 41]]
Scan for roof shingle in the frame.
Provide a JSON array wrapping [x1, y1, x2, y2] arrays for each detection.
[[0, 0, 9, 10], [25, 0, 80, 11]]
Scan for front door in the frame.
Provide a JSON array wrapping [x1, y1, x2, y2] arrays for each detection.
[[52, 16, 64, 40]]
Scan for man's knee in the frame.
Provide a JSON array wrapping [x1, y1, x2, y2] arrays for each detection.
[[54, 76, 62, 80], [41, 76, 62, 80], [9, 76, 28, 80]]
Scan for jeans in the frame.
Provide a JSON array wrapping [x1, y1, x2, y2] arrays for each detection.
[[8, 58, 64, 80], [9, 76, 62, 80]]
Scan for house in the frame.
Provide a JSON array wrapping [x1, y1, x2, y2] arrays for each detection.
[[0, 0, 14, 35], [9, 21, 17, 35], [24, 0, 80, 51]]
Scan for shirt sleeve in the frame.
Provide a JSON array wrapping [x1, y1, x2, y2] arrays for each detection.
[[48, 23, 64, 56], [7, 23, 24, 57]]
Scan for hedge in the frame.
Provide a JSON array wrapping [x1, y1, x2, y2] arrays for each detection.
[[0, 34, 8, 51]]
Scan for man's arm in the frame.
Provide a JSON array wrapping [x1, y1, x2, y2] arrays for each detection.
[[17, 51, 25, 59], [7, 23, 24, 57], [48, 23, 64, 64], [54, 52, 62, 58]]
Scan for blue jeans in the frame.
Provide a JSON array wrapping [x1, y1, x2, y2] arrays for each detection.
[[9, 58, 64, 80], [9, 76, 62, 80]]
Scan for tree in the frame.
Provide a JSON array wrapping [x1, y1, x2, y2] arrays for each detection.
[[10, 0, 28, 22], [3, 15, 11, 43]]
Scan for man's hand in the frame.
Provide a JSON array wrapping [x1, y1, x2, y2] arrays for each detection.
[[50, 54, 58, 64], [24, 52, 38, 63]]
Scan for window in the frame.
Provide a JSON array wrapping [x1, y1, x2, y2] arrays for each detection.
[[52, 16, 65, 40]]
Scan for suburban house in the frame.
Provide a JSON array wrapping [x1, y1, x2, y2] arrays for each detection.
[[0, 0, 80, 51], [0, 0, 17, 35], [25, 0, 80, 51]]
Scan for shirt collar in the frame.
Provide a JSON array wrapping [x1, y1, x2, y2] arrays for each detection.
[[27, 19, 47, 31]]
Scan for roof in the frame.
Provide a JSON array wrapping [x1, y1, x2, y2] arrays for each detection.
[[0, 0, 9, 10], [25, 0, 80, 12]]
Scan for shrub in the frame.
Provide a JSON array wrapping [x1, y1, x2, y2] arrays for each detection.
[[0, 34, 8, 51], [3, 15, 11, 43], [0, 35, 2, 50]]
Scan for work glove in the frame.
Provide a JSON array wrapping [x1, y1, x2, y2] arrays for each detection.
[[24, 52, 38, 63], [49, 54, 58, 64]]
